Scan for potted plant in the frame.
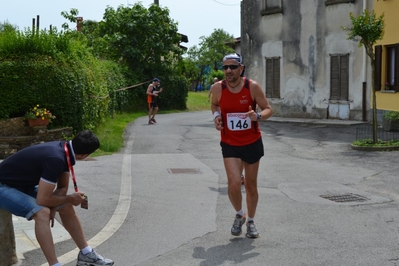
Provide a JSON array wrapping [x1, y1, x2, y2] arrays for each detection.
[[382, 111, 399, 132], [24, 104, 56, 127]]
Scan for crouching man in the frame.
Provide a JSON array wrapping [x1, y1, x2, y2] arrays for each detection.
[[0, 130, 113, 266]]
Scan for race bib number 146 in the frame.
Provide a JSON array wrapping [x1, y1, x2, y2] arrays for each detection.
[[226, 113, 251, 131]]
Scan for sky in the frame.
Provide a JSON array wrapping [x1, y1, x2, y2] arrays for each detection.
[[0, 0, 241, 49]]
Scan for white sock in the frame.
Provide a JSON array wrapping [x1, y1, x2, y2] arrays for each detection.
[[236, 209, 244, 216], [247, 217, 254, 223], [51, 263, 62, 266], [81, 246, 93, 255]]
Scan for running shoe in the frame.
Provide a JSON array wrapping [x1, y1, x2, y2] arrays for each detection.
[[148, 119, 154, 124], [246, 221, 259, 238], [76, 250, 114, 266], [231, 213, 246, 236], [151, 117, 157, 123]]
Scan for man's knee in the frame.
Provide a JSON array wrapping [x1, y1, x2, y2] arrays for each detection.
[[57, 203, 75, 216], [32, 207, 50, 222]]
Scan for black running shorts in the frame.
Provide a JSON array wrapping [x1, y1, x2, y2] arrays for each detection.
[[220, 137, 264, 164]]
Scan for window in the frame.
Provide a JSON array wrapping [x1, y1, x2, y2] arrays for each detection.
[[330, 54, 349, 101], [261, 0, 283, 16], [325, 0, 355, 6], [387, 45, 399, 91], [375, 44, 399, 91], [265, 57, 280, 98]]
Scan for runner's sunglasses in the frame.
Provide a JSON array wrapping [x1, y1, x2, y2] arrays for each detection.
[[222, 64, 240, 70]]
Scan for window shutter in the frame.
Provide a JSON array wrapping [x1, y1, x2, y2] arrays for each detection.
[[266, 59, 273, 98], [395, 45, 399, 88], [273, 58, 280, 98], [340, 54, 349, 100], [330, 55, 339, 100], [375, 45, 382, 91]]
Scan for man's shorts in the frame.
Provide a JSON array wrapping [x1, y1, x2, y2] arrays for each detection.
[[0, 182, 43, 220], [220, 137, 264, 164], [149, 102, 158, 108]]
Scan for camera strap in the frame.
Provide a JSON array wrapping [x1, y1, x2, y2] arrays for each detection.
[[64, 142, 79, 192]]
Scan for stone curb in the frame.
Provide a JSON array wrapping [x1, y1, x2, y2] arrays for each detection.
[[350, 144, 399, 151]]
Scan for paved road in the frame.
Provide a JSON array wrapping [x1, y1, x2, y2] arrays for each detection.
[[15, 111, 399, 266]]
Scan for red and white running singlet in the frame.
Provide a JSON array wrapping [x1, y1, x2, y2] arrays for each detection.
[[219, 77, 261, 146]]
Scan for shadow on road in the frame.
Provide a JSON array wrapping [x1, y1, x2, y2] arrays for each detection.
[[193, 238, 259, 265]]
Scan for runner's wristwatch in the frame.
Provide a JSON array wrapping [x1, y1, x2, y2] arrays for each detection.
[[256, 112, 261, 121]]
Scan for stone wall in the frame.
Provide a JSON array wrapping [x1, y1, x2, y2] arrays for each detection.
[[0, 117, 73, 159]]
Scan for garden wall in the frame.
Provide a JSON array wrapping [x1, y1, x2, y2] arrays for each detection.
[[0, 117, 73, 159]]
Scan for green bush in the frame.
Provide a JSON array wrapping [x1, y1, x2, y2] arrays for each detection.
[[0, 29, 127, 132], [0, 27, 188, 132], [383, 111, 399, 121], [157, 75, 188, 110]]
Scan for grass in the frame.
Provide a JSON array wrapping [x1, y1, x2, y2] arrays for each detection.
[[352, 138, 399, 147], [186, 91, 210, 111], [91, 91, 210, 157]]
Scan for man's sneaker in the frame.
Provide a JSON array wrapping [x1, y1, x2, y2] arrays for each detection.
[[148, 119, 154, 125], [231, 213, 246, 236], [77, 249, 114, 266], [151, 117, 157, 123], [246, 221, 259, 238]]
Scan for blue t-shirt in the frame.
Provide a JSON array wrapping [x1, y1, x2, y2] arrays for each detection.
[[0, 141, 74, 188]]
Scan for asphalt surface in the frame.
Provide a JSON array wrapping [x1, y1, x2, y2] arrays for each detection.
[[13, 111, 399, 266]]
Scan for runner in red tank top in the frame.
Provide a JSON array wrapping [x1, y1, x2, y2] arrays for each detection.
[[211, 53, 273, 238], [219, 77, 261, 146]]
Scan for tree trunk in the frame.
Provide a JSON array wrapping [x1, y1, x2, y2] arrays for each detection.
[[0, 209, 18, 266]]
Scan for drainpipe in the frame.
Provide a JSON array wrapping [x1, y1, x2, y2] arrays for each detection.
[[361, 0, 368, 121], [362, 0, 367, 83]]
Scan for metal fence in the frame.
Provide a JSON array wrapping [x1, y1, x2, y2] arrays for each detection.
[[356, 124, 399, 141]]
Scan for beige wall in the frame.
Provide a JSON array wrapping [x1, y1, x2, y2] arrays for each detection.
[[374, 0, 399, 112]]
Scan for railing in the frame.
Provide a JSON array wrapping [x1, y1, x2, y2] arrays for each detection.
[[356, 124, 399, 141]]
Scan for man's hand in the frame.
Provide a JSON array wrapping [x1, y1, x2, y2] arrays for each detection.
[[70, 192, 86, 206], [246, 106, 258, 121], [214, 115, 224, 131], [50, 208, 57, 227]]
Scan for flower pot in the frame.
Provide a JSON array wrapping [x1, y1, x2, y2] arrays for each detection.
[[28, 118, 49, 127]]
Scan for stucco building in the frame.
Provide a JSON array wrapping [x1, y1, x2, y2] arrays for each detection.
[[241, 0, 376, 121], [374, 0, 399, 115]]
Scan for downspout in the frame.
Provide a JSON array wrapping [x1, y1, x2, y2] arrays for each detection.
[[362, 0, 367, 82], [361, 0, 368, 121]]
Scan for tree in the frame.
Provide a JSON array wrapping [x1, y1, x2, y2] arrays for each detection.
[[199, 29, 235, 71], [59, 5, 188, 111], [0, 20, 17, 33], [185, 29, 235, 89], [99, 3, 183, 79], [0, 209, 17, 266], [62, 4, 184, 79], [185, 45, 208, 90], [342, 9, 385, 143]]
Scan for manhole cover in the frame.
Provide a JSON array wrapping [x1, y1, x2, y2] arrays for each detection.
[[320, 193, 369, 203], [168, 168, 201, 174]]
